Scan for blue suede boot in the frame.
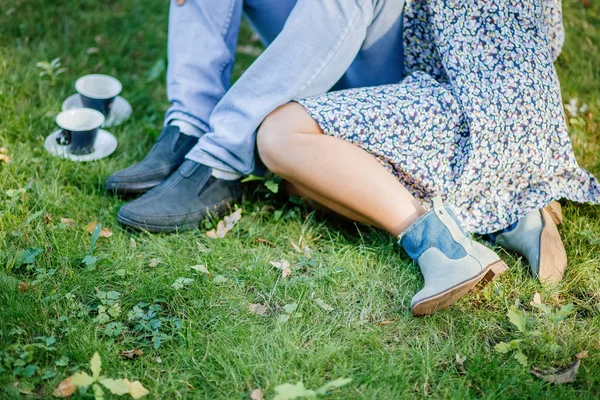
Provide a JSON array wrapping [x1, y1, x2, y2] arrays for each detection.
[[399, 197, 508, 317], [495, 206, 567, 283]]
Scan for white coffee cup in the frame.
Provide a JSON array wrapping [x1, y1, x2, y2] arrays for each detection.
[[75, 74, 122, 116], [55, 108, 105, 155]]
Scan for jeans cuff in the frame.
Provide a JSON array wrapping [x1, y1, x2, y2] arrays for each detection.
[[185, 148, 247, 175], [164, 111, 210, 134]]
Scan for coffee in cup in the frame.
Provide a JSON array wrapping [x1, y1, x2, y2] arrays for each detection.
[[75, 74, 122, 116], [55, 108, 105, 155]]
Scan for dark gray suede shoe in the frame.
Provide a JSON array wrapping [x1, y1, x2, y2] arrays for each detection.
[[105, 125, 199, 195], [116, 160, 242, 232]]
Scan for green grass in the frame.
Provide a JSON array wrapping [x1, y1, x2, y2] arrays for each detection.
[[1, 0, 600, 398]]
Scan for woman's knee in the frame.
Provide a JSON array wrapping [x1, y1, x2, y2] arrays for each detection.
[[257, 106, 290, 173], [257, 102, 315, 173]]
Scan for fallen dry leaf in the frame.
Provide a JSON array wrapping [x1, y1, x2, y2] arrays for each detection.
[[195, 241, 210, 254], [531, 293, 542, 305], [92, 61, 104, 73], [576, 350, 588, 359], [256, 238, 274, 246], [250, 33, 261, 43], [250, 388, 264, 400], [270, 260, 291, 278], [246, 303, 268, 316], [455, 353, 467, 374], [120, 349, 144, 360], [125, 379, 149, 399], [0, 154, 10, 164], [291, 241, 312, 258], [148, 258, 161, 268], [206, 209, 242, 239], [237, 44, 263, 57], [314, 297, 334, 312], [0, 147, 7, 154], [379, 318, 397, 326], [53, 377, 77, 397], [61, 218, 75, 227], [45, 213, 53, 225], [13, 381, 34, 395], [84, 222, 113, 238], [191, 264, 210, 275], [18, 282, 29, 294], [530, 357, 583, 384]]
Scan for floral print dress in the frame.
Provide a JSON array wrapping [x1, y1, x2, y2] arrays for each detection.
[[296, 0, 600, 234]]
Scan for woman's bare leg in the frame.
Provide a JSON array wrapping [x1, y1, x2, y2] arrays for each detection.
[[257, 103, 426, 237], [285, 181, 381, 227]]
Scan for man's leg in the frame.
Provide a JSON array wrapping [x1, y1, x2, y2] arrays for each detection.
[[243, 0, 297, 46], [186, 0, 406, 175], [333, 0, 406, 90], [117, 0, 407, 232], [165, 0, 244, 134], [106, 0, 247, 195]]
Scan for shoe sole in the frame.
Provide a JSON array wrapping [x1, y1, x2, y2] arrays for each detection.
[[117, 214, 198, 233], [116, 201, 234, 234], [544, 201, 563, 226], [106, 180, 164, 196], [412, 260, 508, 317], [537, 208, 568, 283]]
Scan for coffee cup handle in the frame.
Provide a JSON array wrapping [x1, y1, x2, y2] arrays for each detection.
[[56, 129, 71, 146]]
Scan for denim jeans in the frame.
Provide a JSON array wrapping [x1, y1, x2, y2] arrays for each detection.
[[166, 0, 406, 175]]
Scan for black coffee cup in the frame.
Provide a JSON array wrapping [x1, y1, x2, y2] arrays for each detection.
[[75, 74, 122, 116], [55, 108, 105, 155]]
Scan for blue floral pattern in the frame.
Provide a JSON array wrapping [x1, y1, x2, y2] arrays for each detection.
[[297, 0, 600, 234]]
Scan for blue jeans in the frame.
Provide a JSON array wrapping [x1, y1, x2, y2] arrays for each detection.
[[166, 0, 406, 175]]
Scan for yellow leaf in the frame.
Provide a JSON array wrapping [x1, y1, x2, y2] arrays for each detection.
[[250, 388, 264, 400], [206, 209, 242, 239], [93, 383, 104, 400], [148, 258, 161, 268], [90, 352, 101, 378], [190, 264, 210, 275], [223, 208, 242, 229], [100, 378, 130, 395], [71, 372, 96, 388], [119, 349, 144, 360], [246, 303, 268, 315], [61, 218, 75, 227], [127, 380, 149, 399], [270, 260, 291, 278], [84, 222, 113, 238], [53, 377, 77, 397], [576, 350, 588, 359]]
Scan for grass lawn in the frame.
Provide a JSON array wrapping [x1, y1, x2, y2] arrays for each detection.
[[1, 0, 600, 398]]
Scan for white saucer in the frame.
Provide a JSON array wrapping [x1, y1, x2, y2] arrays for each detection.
[[62, 94, 132, 127], [44, 129, 117, 162]]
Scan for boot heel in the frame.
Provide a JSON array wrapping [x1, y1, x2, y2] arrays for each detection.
[[538, 209, 567, 283], [475, 261, 508, 289], [544, 201, 563, 226]]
